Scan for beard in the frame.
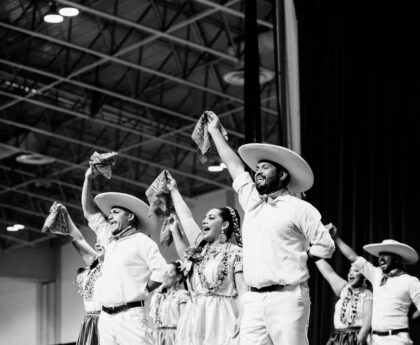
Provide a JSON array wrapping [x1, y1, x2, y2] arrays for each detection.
[[255, 176, 281, 195]]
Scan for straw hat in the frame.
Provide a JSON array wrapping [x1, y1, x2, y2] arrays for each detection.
[[94, 192, 158, 234], [363, 239, 419, 265], [238, 143, 314, 193]]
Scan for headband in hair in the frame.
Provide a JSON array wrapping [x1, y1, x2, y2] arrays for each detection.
[[225, 206, 242, 247]]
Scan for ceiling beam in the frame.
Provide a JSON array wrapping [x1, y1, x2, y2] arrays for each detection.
[[0, 21, 277, 116], [0, 1, 241, 116], [0, 115, 231, 189], [0, 59, 245, 139], [193, 0, 273, 29], [56, 0, 239, 64], [0, 143, 151, 191]]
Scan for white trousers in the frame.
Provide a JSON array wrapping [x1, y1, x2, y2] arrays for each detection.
[[240, 283, 311, 345], [98, 307, 154, 345], [370, 333, 413, 345]]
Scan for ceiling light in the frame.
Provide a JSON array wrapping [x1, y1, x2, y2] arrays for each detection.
[[44, 2, 63, 23], [16, 153, 55, 165], [208, 163, 225, 172], [7, 224, 25, 232], [58, 7, 79, 17], [223, 67, 275, 86]]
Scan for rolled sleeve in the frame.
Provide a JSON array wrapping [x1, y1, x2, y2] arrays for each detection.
[[409, 277, 420, 310], [299, 205, 335, 259], [232, 172, 261, 212], [143, 239, 170, 284], [87, 212, 111, 246], [352, 256, 378, 283]]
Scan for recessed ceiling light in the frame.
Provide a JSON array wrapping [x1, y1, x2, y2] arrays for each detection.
[[16, 153, 55, 165], [208, 164, 225, 172], [59, 7, 79, 17], [7, 224, 25, 232], [44, 2, 63, 23]]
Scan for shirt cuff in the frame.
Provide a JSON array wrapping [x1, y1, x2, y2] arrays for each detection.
[[232, 171, 253, 192], [352, 256, 366, 270], [150, 267, 170, 284], [309, 243, 335, 259]]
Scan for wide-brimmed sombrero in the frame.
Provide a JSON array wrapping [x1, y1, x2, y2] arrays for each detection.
[[238, 143, 314, 193], [363, 239, 419, 265], [94, 192, 158, 234]]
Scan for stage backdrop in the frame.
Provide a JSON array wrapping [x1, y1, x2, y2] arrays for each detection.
[[294, 1, 419, 344]]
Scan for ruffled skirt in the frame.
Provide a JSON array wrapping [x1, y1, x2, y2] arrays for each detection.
[[154, 327, 177, 345], [76, 312, 100, 345], [175, 294, 239, 345], [326, 327, 361, 345]]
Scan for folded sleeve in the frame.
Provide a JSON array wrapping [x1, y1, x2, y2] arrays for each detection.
[[87, 212, 111, 246], [232, 172, 261, 212], [298, 203, 335, 259], [352, 256, 378, 283], [142, 238, 170, 283], [409, 277, 420, 310]]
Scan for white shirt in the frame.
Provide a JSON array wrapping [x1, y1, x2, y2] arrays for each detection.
[[233, 172, 335, 288], [353, 256, 420, 331], [88, 213, 169, 307]]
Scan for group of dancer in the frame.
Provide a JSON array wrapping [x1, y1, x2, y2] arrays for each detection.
[[47, 111, 420, 345]]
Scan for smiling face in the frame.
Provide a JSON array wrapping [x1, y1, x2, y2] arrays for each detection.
[[95, 240, 105, 260], [347, 266, 364, 287], [254, 161, 287, 194], [108, 207, 134, 235], [165, 263, 182, 289], [201, 208, 228, 244], [378, 251, 401, 273]]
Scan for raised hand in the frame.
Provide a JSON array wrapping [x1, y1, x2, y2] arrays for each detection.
[[165, 172, 178, 192], [167, 213, 181, 234], [85, 166, 98, 180], [205, 111, 221, 132], [325, 223, 338, 239]]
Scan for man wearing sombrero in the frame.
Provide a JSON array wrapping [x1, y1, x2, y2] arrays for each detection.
[[350, 239, 420, 344], [81, 167, 170, 345], [205, 111, 335, 345]]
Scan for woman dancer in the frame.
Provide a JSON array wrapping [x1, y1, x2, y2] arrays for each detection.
[[66, 209, 104, 345], [166, 175, 247, 345], [149, 259, 189, 345], [317, 224, 372, 345]]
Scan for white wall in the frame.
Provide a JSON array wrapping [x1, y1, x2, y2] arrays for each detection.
[[0, 278, 39, 345], [0, 188, 244, 344]]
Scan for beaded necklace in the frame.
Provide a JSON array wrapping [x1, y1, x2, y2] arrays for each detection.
[[339, 284, 364, 326], [83, 263, 102, 302], [197, 243, 231, 293]]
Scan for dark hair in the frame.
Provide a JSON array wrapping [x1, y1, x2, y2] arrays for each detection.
[[76, 267, 87, 275], [112, 206, 139, 228], [170, 260, 188, 290], [217, 206, 242, 247], [257, 160, 291, 186], [169, 261, 183, 276]]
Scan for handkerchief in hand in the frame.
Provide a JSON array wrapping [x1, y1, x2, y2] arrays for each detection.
[[145, 170, 175, 245], [42, 202, 69, 235], [89, 151, 118, 179], [191, 111, 228, 164]]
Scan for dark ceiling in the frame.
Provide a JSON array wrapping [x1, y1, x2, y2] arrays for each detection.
[[0, 0, 281, 252]]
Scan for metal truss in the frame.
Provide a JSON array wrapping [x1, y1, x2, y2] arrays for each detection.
[[0, 0, 279, 251]]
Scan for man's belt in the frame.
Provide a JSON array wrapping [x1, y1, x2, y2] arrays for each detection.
[[250, 284, 286, 293], [372, 328, 409, 336], [102, 300, 145, 314]]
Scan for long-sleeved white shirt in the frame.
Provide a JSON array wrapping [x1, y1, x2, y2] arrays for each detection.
[[88, 213, 169, 307], [353, 256, 420, 331], [233, 172, 335, 288]]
